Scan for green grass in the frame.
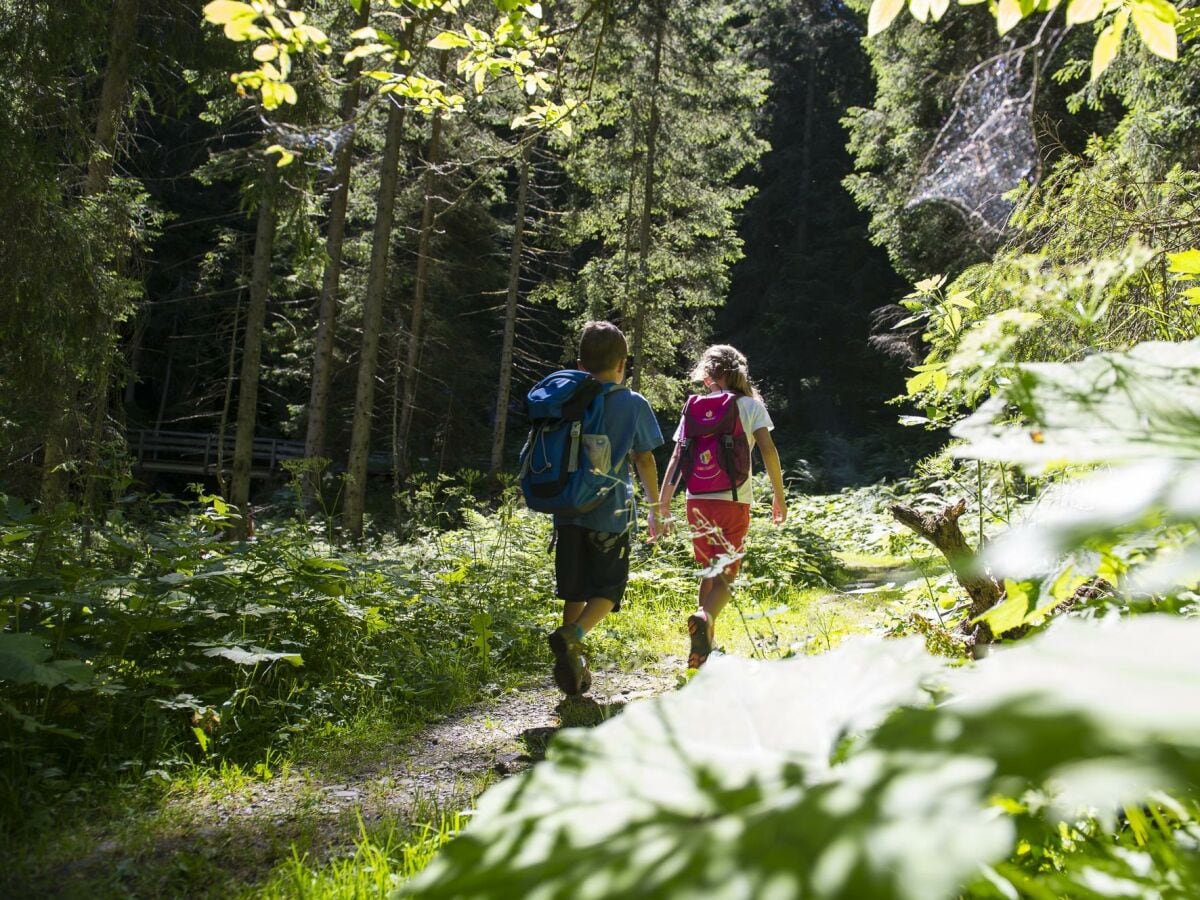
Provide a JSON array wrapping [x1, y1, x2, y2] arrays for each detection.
[[252, 803, 467, 899], [834, 550, 915, 571], [580, 524, 925, 669], [588, 575, 696, 664], [716, 572, 911, 660], [287, 708, 423, 780], [1, 707, 479, 899]]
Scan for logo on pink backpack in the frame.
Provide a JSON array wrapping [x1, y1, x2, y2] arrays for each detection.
[[677, 393, 750, 501]]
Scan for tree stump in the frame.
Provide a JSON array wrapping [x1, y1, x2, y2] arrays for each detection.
[[890, 499, 1002, 645]]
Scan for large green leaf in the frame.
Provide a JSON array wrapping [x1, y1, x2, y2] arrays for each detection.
[[1066, 0, 1104, 25], [0, 633, 58, 684], [867, 0, 907, 37], [952, 338, 1200, 468], [1131, 0, 1179, 61], [0, 633, 91, 687], [201, 645, 303, 667], [0, 576, 62, 598], [873, 615, 1200, 808], [1092, 9, 1130, 80], [201, 0, 264, 41], [404, 638, 942, 898], [952, 340, 1200, 585], [979, 458, 1200, 579]]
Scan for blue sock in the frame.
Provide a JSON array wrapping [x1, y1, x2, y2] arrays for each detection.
[[569, 623, 584, 641]]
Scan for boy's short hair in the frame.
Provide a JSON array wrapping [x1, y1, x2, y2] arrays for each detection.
[[578, 321, 628, 373]]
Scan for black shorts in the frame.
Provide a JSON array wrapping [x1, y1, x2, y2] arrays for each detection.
[[554, 525, 631, 611]]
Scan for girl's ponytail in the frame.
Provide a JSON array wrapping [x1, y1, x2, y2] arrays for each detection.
[[690, 344, 761, 401]]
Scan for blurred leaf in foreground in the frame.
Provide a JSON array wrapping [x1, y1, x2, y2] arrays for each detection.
[[404, 617, 1200, 899]]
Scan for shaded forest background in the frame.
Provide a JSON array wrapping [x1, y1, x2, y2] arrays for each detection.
[[0, 0, 943, 529], [2, 0, 1197, 526]]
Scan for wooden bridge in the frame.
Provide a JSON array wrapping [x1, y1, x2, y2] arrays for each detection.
[[129, 430, 390, 478]]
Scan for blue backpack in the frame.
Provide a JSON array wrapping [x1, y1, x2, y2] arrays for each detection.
[[519, 370, 626, 516]]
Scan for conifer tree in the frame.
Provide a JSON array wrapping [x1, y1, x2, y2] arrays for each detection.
[[303, 0, 373, 502], [543, 0, 770, 403]]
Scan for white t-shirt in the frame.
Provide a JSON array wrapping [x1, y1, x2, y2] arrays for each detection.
[[672, 392, 774, 505]]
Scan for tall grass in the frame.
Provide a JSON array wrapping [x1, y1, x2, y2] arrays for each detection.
[[256, 805, 465, 899]]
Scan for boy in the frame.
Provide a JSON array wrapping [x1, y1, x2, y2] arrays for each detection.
[[547, 321, 664, 695]]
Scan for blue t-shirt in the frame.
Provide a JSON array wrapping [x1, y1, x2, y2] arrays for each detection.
[[554, 383, 663, 534]]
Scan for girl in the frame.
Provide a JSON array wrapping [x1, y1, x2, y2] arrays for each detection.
[[660, 345, 786, 669]]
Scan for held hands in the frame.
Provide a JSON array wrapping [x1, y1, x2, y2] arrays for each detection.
[[648, 503, 673, 541]]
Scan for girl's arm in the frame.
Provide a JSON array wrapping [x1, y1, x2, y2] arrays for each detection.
[[657, 443, 683, 535], [754, 427, 787, 524]]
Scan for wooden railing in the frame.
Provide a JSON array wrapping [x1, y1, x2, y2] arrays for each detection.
[[129, 430, 390, 478]]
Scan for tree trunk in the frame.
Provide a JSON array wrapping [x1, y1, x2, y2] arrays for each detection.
[[390, 304, 406, 526], [630, 4, 665, 394], [86, 0, 139, 196], [303, 0, 371, 503], [215, 294, 242, 497], [489, 136, 532, 475], [40, 412, 72, 508], [618, 125, 639, 314], [395, 64, 448, 479], [890, 499, 1001, 644], [42, 0, 140, 508], [342, 99, 408, 540], [229, 162, 279, 538], [154, 323, 174, 433]]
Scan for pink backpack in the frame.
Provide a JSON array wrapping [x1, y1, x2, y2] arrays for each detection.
[[678, 393, 750, 501]]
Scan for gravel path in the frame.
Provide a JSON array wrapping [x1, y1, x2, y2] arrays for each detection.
[[42, 661, 684, 896], [187, 662, 683, 825]]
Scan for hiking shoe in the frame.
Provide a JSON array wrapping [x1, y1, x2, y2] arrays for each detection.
[[687, 611, 713, 670], [548, 626, 591, 695]]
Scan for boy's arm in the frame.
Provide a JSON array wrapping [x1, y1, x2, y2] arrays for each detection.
[[630, 449, 663, 538], [754, 427, 787, 525]]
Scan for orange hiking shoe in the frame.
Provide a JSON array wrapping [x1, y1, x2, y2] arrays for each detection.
[[687, 611, 713, 670], [548, 625, 591, 695]]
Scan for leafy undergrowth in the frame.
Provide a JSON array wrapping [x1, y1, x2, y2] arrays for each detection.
[[3, 475, 883, 896], [22, 404, 1165, 898], [257, 806, 466, 900], [190, 339, 1200, 900], [0, 494, 555, 818]]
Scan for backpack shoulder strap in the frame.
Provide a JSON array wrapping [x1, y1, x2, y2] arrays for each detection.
[[673, 396, 698, 487]]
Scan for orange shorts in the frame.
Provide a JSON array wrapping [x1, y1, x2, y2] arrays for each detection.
[[686, 499, 751, 579]]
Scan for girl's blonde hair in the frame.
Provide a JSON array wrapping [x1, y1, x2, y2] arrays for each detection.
[[690, 344, 760, 400]]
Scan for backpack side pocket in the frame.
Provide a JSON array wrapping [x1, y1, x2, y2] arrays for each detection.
[[580, 434, 612, 474]]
